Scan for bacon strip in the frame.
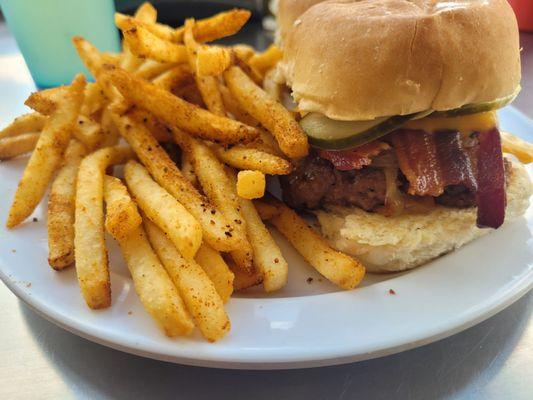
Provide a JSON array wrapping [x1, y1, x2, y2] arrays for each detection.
[[318, 141, 390, 171], [475, 128, 506, 228]]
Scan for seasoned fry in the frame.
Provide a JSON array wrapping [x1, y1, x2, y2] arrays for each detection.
[[266, 198, 365, 290], [113, 223, 194, 337], [181, 151, 199, 187], [112, 111, 240, 252], [230, 261, 263, 291], [152, 64, 192, 89], [120, 17, 188, 64], [135, 59, 175, 80], [75, 145, 134, 309], [99, 107, 121, 147], [144, 219, 230, 341], [119, 3, 156, 72], [115, 13, 175, 42], [103, 175, 142, 240], [219, 84, 259, 127], [124, 160, 202, 259], [105, 67, 259, 144], [0, 133, 40, 160], [47, 140, 87, 269], [174, 9, 251, 43], [240, 197, 288, 292], [501, 131, 533, 164], [213, 145, 292, 175], [81, 82, 107, 117], [173, 128, 253, 272], [237, 170, 266, 199], [196, 45, 233, 77], [231, 44, 256, 61], [194, 243, 234, 303], [133, 1, 157, 23], [0, 112, 46, 140], [7, 74, 86, 228], [253, 199, 281, 220], [74, 115, 104, 150], [25, 86, 69, 115], [224, 66, 309, 158], [248, 44, 283, 75], [183, 19, 225, 116]]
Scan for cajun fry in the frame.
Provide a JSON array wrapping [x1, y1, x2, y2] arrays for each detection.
[[196, 45, 233, 77], [152, 64, 192, 89], [124, 160, 202, 260], [103, 175, 142, 240], [75, 145, 134, 309], [47, 140, 87, 270], [135, 59, 175, 80], [194, 243, 234, 303], [213, 145, 292, 175], [144, 219, 230, 342], [230, 261, 263, 291], [501, 131, 533, 164], [112, 110, 240, 252], [253, 199, 281, 221], [113, 223, 195, 337], [7, 74, 86, 228], [248, 44, 283, 75], [224, 66, 309, 157], [0, 133, 40, 160], [174, 9, 251, 43], [0, 112, 46, 140], [105, 66, 259, 144], [219, 84, 259, 127]]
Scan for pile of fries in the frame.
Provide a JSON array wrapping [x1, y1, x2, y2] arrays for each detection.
[[0, 2, 366, 342]]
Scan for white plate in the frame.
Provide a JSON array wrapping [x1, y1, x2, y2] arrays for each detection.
[[0, 52, 532, 369]]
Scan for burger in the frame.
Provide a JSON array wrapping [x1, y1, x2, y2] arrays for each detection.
[[274, 0, 532, 272]]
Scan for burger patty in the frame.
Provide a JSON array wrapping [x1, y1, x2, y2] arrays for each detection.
[[280, 154, 477, 211]]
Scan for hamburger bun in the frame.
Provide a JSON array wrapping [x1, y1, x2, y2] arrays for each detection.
[[315, 160, 532, 273], [278, 0, 521, 121]]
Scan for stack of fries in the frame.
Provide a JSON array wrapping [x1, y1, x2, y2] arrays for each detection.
[[0, 2, 367, 342]]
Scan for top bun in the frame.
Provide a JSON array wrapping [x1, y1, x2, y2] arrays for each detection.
[[278, 0, 521, 121]]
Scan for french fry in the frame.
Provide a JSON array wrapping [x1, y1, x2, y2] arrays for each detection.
[[81, 82, 107, 117], [152, 64, 192, 89], [219, 84, 259, 127], [104, 66, 259, 144], [194, 243, 234, 303], [75, 145, 134, 309], [144, 219, 230, 342], [103, 175, 142, 240], [224, 66, 309, 158], [253, 199, 281, 221], [248, 44, 283, 75], [115, 13, 175, 42], [196, 45, 233, 77], [263, 68, 282, 102], [240, 197, 288, 292], [230, 261, 263, 291], [0, 133, 40, 160], [0, 112, 46, 140], [213, 145, 292, 175], [173, 128, 253, 272], [266, 198, 365, 290], [47, 140, 87, 269], [174, 9, 251, 43], [99, 107, 121, 147], [74, 115, 104, 150], [120, 17, 188, 64], [133, 1, 157, 23], [25, 86, 69, 115], [181, 151, 199, 187], [183, 19, 225, 116], [120, 40, 145, 73], [111, 111, 240, 252], [135, 59, 175, 80], [113, 223, 194, 337], [236, 170, 266, 199], [124, 160, 202, 259], [501, 131, 533, 164], [231, 44, 256, 61], [6, 74, 86, 228]]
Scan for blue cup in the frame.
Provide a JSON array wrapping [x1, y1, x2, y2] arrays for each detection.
[[0, 0, 120, 88]]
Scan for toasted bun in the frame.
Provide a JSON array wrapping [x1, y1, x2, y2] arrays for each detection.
[[315, 160, 532, 273], [279, 0, 521, 121]]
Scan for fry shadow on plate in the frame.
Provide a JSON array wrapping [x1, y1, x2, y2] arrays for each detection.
[[18, 292, 531, 400]]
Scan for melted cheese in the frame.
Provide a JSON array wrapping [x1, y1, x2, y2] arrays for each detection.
[[403, 111, 498, 134]]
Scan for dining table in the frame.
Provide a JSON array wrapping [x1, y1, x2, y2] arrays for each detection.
[[0, 16, 531, 400]]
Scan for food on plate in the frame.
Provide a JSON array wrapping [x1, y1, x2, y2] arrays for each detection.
[[0, 132, 40, 160], [236, 170, 266, 199], [194, 243, 235, 303], [275, 0, 533, 272], [103, 175, 142, 240]]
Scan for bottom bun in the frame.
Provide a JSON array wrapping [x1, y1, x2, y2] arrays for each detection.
[[315, 160, 532, 273]]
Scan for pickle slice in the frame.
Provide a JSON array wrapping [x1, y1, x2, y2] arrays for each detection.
[[300, 113, 417, 150], [430, 88, 520, 118]]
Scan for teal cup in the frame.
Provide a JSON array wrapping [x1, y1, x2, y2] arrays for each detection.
[[0, 0, 120, 88]]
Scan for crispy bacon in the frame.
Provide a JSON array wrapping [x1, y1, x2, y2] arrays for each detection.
[[391, 128, 506, 229], [318, 141, 390, 171]]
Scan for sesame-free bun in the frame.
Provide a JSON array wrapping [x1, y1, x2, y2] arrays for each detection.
[[315, 160, 532, 273], [278, 0, 521, 121]]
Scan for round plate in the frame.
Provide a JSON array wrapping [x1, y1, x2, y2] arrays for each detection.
[[0, 51, 532, 369]]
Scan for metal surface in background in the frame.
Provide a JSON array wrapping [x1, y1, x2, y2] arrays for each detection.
[[0, 14, 532, 400]]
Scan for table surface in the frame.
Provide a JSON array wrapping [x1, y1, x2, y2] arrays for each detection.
[[0, 20, 532, 400]]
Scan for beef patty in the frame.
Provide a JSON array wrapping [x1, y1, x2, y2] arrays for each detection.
[[280, 154, 478, 211]]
